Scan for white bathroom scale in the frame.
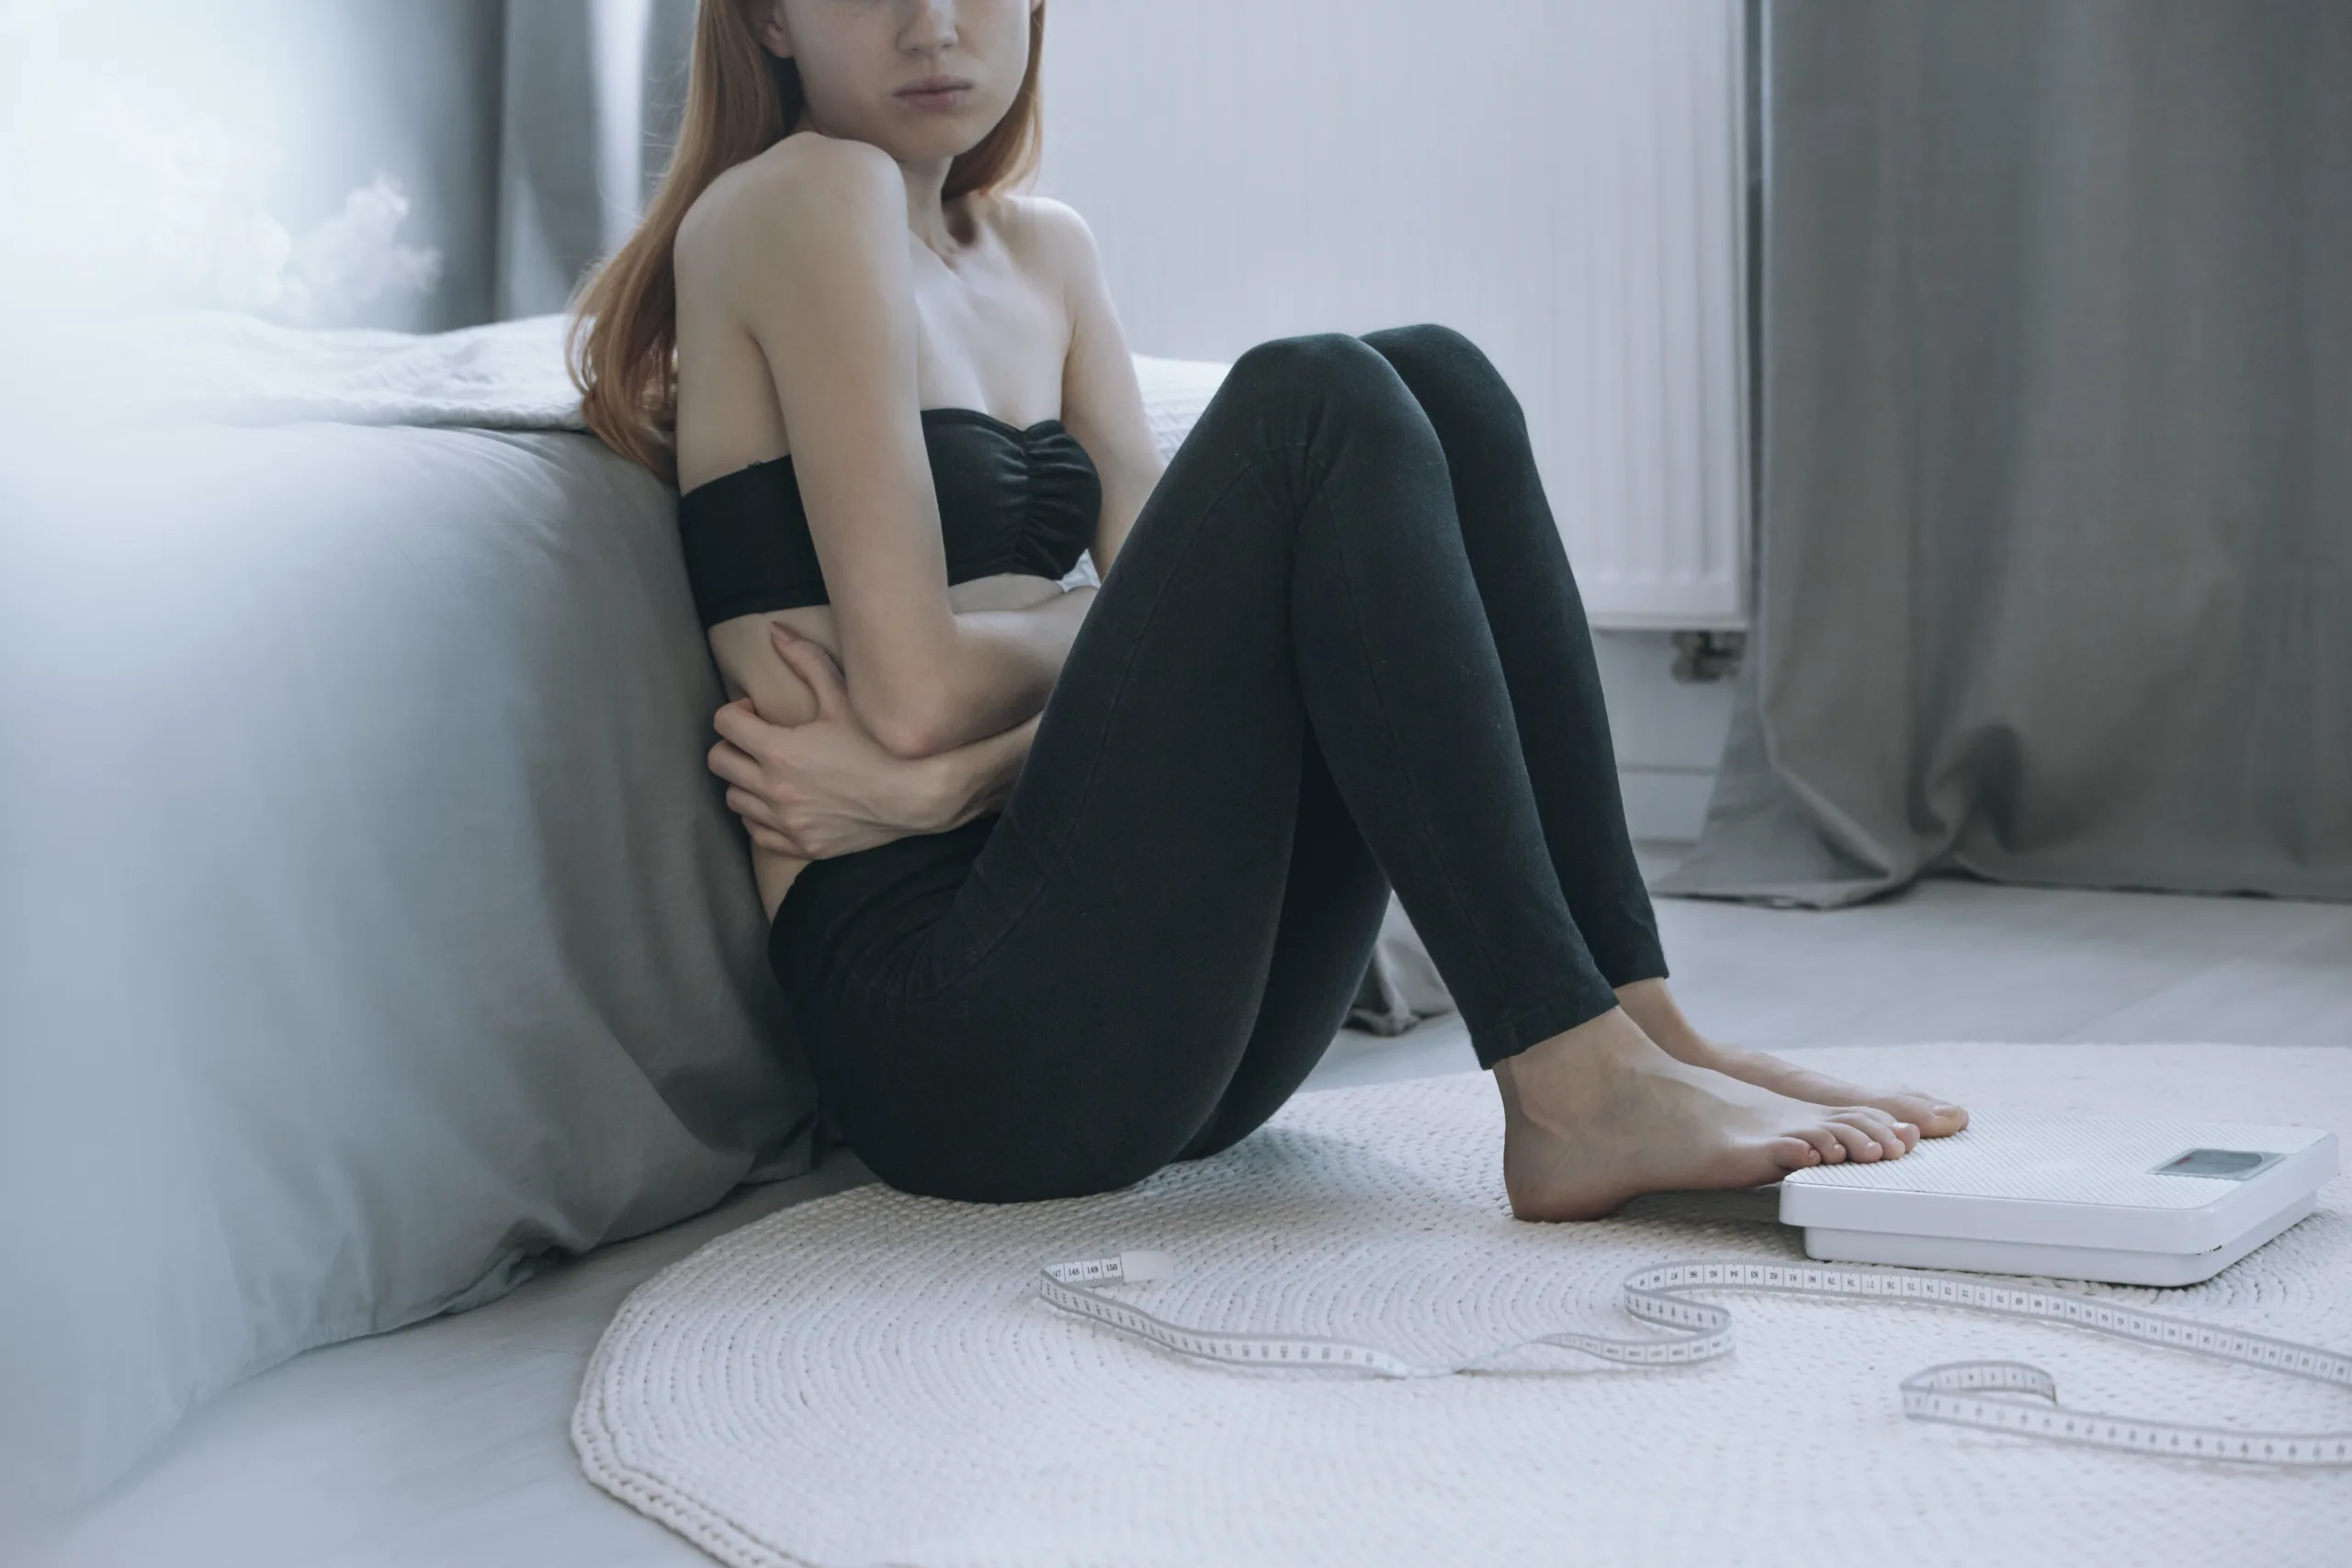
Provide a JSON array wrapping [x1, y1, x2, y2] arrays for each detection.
[[1780, 1113, 2340, 1286]]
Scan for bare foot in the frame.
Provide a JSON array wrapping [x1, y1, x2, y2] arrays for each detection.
[[1496, 1008, 1919, 1222], [1614, 979, 1971, 1139]]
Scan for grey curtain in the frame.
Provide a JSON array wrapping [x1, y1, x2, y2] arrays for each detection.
[[1660, 0, 2351, 908], [494, 0, 698, 318]]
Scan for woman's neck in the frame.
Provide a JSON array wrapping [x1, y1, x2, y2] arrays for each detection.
[[898, 154, 964, 258], [790, 113, 966, 260]]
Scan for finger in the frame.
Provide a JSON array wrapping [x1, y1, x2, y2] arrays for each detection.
[[766, 617, 838, 679], [769, 624, 836, 704], [712, 697, 782, 755], [706, 738, 765, 789], [785, 637, 849, 711], [725, 785, 778, 829], [770, 622, 847, 717], [750, 827, 800, 855]]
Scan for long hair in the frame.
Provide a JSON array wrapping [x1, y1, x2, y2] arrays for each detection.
[[567, 1, 1047, 484]]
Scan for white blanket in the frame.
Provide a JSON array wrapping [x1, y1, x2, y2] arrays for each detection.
[[48, 310, 594, 429], [0, 308, 1234, 1527], [36, 308, 1234, 460]]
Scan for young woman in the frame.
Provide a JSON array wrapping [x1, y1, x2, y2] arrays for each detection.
[[570, 0, 1968, 1217]]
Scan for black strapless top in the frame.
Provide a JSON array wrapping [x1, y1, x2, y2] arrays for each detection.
[[677, 407, 1101, 627]]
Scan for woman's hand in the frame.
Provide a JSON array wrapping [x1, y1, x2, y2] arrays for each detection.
[[706, 623, 950, 859]]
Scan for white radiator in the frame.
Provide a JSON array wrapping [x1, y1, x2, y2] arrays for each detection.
[[1036, 0, 1750, 629]]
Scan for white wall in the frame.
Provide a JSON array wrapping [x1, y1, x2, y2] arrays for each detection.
[[1031, 1, 1749, 839], [1599, 633, 1736, 843], [3, 0, 1742, 837], [1033, 0, 1750, 634], [1, 0, 503, 330]]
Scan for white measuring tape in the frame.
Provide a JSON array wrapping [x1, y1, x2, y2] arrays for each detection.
[[1038, 1251, 2352, 1468]]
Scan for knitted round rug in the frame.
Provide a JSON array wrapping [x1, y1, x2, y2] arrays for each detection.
[[574, 1044, 2352, 1567]]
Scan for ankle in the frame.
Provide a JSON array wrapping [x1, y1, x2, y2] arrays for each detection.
[[1614, 978, 1715, 1060], [1498, 1008, 1658, 1134]]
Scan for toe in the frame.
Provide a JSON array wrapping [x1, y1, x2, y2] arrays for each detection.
[[1832, 1107, 1908, 1159], [1770, 1136, 1819, 1172], [1824, 1119, 1883, 1162], [1889, 1092, 1969, 1137], [1787, 1128, 1844, 1166], [1797, 1124, 1848, 1163]]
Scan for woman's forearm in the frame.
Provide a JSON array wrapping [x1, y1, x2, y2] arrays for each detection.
[[910, 711, 1043, 832], [917, 586, 1096, 756], [711, 620, 1045, 861]]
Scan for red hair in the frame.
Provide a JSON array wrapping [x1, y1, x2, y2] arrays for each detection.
[[567, 1, 1047, 484]]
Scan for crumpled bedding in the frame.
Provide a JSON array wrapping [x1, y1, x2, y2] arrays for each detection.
[[0, 310, 1439, 1525], [0, 408, 826, 1524], [38, 307, 1240, 453]]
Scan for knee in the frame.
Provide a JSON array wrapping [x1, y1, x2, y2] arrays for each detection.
[[1366, 321, 1476, 356], [1227, 330, 1397, 401], [1361, 321, 1516, 410], [1223, 331, 1442, 457]]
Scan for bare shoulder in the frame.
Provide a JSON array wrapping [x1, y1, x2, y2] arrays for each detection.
[[675, 133, 902, 283], [670, 134, 923, 486], [981, 191, 1105, 301]]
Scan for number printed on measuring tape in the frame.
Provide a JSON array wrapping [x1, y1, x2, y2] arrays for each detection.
[[1035, 1252, 2352, 1468]]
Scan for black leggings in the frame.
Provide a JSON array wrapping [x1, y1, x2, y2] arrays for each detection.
[[770, 324, 1667, 1203]]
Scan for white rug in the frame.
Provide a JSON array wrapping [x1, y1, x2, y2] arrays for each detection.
[[574, 1044, 2352, 1567]]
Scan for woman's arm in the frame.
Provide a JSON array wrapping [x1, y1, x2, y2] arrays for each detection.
[[684, 138, 1100, 761], [1027, 197, 1166, 581], [808, 201, 1155, 753], [918, 711, 1040, 830], [935, 582, 1096, 725], [711, 577, 1093, 755], [709, 625, 1043, 860]]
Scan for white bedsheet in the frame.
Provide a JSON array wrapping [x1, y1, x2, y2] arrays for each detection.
[[0, 413, 824, 1525], [32, 307, 1234, 458], [0, 309, 1247, 1526]]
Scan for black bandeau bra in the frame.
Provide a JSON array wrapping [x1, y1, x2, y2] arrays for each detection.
[[677, 407, 1101, 628]]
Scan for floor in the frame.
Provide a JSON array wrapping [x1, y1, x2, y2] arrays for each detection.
[[15, 867, 2350, 1568], [1318, 862, 2352, 1091]]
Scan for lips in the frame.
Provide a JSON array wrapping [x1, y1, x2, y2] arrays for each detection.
[[898, 76, 973, 96]]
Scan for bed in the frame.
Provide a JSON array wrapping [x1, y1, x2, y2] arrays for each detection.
[[0, 311, 1446, 1540]]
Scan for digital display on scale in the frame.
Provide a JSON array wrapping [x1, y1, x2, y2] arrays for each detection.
[[2149, 1147, 2282, 1179]]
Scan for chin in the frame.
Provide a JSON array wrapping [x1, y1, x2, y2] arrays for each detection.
[[909, 126, 994, 164]]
